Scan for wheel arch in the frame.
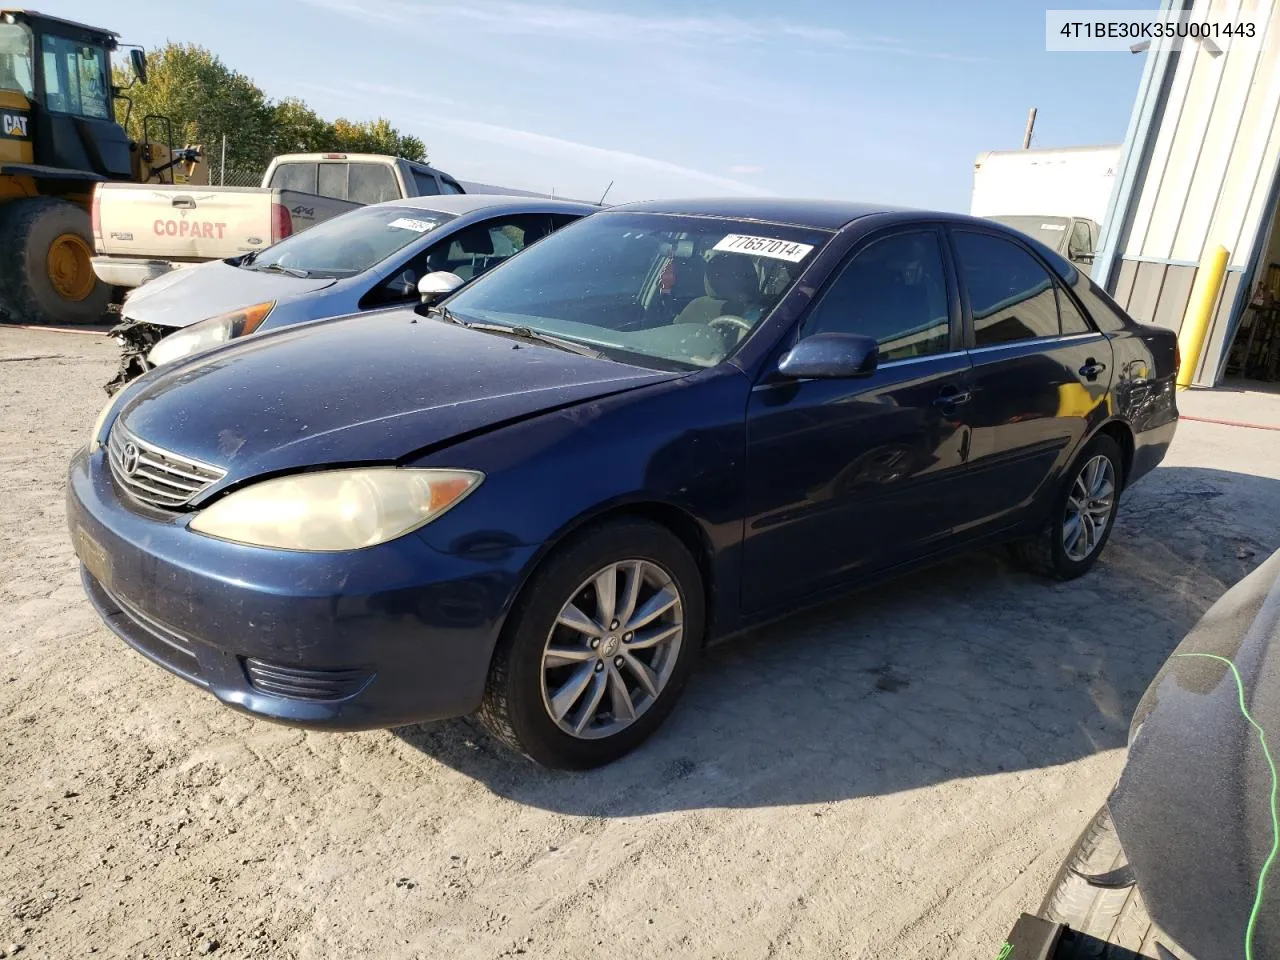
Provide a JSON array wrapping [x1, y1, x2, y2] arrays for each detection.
[[496, 498, 720, 659], [1092, 417, 1135, 489]]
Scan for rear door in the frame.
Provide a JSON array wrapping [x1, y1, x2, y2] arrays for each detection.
[[947, 227, 1113, 539]]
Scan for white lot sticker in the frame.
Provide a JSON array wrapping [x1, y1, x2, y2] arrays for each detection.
[[387, 217, 436, 233], [713, 233, 815, 263], [1040, 223, 1066, 231]]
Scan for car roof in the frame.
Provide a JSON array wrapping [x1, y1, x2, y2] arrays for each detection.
[[379, 194, 600, 216], [607, 197, 1068, 238], [609, 197, 911, 230]]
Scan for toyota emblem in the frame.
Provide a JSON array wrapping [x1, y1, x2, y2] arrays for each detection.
[[121, 442, 141, 476]]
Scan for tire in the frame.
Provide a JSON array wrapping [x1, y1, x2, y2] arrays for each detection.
[[1039, 806, 1161, 959], [1011, 433, 1124, 580], [477, 518, 705, 769], [0, 197, 111, 325]]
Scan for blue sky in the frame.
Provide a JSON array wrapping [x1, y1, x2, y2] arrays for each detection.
[[63, 0, 1151, 209]]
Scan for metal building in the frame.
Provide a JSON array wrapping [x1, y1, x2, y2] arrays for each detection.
[[1094, 0, 1280, 386]]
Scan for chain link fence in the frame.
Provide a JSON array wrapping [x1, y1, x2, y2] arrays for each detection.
[[202, 148, 268, 187]]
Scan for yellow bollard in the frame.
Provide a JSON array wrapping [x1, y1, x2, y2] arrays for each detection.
[[1176, 244, 1229, 389]]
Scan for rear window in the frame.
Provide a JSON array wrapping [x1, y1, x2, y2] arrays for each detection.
[[268, 162, 317, 193], [349, 163, 400, 204]]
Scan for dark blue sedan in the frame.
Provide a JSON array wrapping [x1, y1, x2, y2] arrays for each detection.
[[68, 198, 1179, 768]]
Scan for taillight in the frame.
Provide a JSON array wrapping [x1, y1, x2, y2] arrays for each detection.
[[1174, 341, 1181, 373], [270, 202, 293, 244], [90, 187, 102, 248]]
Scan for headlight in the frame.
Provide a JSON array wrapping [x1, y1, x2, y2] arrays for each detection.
[[146, 301, 274, 367], [189, 468, 483, 551], [88, 394, 120, 453]]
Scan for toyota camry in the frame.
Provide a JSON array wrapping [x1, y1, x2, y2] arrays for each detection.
[[68, 198, 1179, 768]]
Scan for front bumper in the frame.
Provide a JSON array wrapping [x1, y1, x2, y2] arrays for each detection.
[[67, 446, 536, 729]]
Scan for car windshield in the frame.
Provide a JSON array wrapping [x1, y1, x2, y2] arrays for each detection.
[[440, 212, 831, 369], [244, 205, 454, 279], [986, 215, 1071, 253]]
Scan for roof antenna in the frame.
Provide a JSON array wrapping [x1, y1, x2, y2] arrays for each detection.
[[599, 180, 614, 206]]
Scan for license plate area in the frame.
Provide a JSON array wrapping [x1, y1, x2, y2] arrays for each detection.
[[75, 526, 112, 590]]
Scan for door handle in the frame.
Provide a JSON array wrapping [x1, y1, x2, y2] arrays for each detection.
[[171, 196, 196, 208], [1078, 359, 1107, 380], [933, 387, 972, 407]]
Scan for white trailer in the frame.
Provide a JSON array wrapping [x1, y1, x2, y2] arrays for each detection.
[[970, 144, 1121, 224]]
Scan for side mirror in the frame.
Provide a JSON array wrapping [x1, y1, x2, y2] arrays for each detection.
[[417, 270, 464, 304], [130, 48, 148, 85], [778, 332, 879, 379]]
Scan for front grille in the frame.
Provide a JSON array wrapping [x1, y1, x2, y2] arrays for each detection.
[[243, 658, 373, 702], [108, 422, 226, 509]]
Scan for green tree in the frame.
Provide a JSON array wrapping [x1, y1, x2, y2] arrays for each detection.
[[112, 43, 274, 170], [271, 98, 332, 154], [330, 117, 426, 161], [114, 43, 429, 170]]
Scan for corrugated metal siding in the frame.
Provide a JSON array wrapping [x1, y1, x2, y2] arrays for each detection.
[[1107, 0, 1280, 384], [1123, 0, 1280, 268]]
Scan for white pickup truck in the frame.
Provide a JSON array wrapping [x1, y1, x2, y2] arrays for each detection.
[[91, 153, 468, 288]]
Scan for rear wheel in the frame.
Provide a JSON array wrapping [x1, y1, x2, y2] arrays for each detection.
[[0, 197, 111, 325], [477, 518, 704, 768], [1011, 434, 1123, 580]]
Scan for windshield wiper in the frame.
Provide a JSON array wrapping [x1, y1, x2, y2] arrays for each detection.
[[254, 262, 310, 278], [460, 322, 607, 359], [425, 303, 462, 325]]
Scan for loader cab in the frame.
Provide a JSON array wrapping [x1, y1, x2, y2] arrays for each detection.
[[0, 10, 132, 180]]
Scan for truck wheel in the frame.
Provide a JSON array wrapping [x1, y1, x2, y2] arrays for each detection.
[[0, 197, 111, 325]]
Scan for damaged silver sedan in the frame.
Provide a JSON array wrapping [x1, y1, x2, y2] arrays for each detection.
[[106, 194, 596, 392]]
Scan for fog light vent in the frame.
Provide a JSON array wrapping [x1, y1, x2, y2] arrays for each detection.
[[243, 658, 372, 702]]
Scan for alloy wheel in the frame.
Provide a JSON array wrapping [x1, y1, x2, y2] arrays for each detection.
[[540, 559, 684, 740], [1063, 454, 1116, 562]]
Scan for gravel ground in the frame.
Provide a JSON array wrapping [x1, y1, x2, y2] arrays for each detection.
[[3, 326, 1278, 960]]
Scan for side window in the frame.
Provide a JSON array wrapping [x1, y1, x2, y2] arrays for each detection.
[[801, 231, 951, 363], [424, 214, 553, 281], [953, 232, 1060, 346], [1072, 278, 1129, 334], [411, 170, 440, 196], [317, 163, 347, 200], [349, 163, 400, 204], [268, 162, 317, 193], [1057, 289, 1093, 335], [551, 213, 582, 231], [439, 178, 464, 195]]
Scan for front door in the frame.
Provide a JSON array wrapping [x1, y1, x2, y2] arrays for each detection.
[[740, 228, 973, 612]]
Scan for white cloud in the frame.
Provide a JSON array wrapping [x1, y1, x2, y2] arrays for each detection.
[[402, 109, 771, 196], [726, 164, 764, 175], [298, 0, 985, 60]]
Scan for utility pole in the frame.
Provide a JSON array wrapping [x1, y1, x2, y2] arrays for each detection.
[[220, 134, 227, 186], [1022, 107, 1037, 149]]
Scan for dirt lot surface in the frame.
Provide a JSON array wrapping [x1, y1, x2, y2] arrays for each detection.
[[3, 326, 1278, 960]]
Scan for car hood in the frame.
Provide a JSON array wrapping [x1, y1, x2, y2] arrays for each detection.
[[115, 309, 682, 487], [122, 259, 337, 329], [1109, 548, 1280, 960]]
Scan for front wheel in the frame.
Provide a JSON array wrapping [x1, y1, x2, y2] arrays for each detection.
[[477, 518, 704, 768], [1011, 434, 1124, 580]]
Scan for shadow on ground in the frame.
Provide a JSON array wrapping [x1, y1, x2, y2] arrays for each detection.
[[392, 466, 1279, 815]]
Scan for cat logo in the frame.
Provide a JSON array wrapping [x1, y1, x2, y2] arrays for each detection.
[[2, 112, 28, 137]]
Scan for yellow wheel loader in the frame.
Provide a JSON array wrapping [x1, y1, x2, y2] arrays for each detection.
[[0, 9, 199, 325]]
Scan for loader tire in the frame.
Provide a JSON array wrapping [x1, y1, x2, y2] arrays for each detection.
[[0, 197, 110, 325]]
